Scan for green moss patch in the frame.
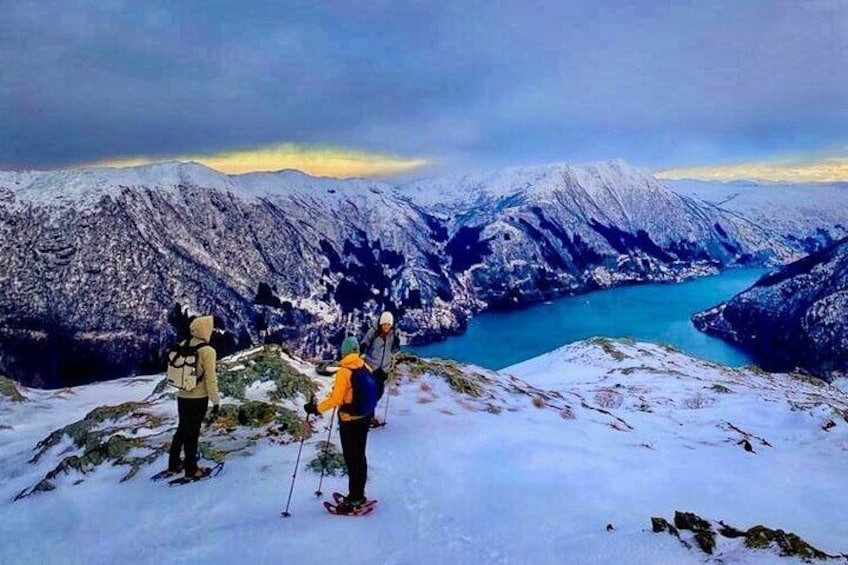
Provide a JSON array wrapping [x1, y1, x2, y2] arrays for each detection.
[[399, 355, 489, 397], [217, 346, 316, 401], [588, 337, 627, 361], [307, 441, 347, 476], [0, 375, 26, 401]]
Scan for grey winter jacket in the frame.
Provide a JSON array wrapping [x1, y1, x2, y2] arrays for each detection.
[[361, 324, 401, 373]]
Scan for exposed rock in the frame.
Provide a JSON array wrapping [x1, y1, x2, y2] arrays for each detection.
[[674, 511, 716, 554], [738, 438, 755, 453], [744, 525, 833, 560], [652, 511, 844, 561], [674, 511, 712, 532], [651, 517, 679, 537]]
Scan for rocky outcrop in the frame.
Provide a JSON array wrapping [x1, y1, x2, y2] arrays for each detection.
[[651, 510, 845, 561], [14, 345, 317, 499], [693, 238, 848, 381]]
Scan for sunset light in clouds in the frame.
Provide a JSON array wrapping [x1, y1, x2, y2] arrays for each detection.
[[82, 144, 429, 178], [656, 155, 848, 183], [3, 2, 846, 180]]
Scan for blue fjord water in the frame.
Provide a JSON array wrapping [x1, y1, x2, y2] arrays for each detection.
[[412, 268, 769, 370]]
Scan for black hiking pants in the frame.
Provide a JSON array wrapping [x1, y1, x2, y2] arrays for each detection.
[[169, 396, 209, 476], [373, 368, 388, 402], [339, 416, 370, 501]]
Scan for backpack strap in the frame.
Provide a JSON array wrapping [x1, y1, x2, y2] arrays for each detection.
[[192, 342, 213, 380], [339, 366, 364, 415]]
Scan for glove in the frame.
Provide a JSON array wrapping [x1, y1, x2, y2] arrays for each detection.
[[205, 404, 220, 427], [303, 401, 320, 416]]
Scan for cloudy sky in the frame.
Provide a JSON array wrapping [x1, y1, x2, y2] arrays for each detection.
[[1, 0, 846, 180]]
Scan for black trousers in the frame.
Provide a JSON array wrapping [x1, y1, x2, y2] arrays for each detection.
[[373, 368, 388, 402], [339, 416, 371, 501], [169, 396, 209, 476]]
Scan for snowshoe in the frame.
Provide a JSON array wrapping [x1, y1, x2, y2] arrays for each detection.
[[167, 461, 225, 486]]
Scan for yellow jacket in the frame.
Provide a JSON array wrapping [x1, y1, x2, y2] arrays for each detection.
[[317, 353, 368, 422], [177, 316, 220, 405]]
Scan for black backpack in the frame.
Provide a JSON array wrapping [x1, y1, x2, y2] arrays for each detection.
[[341, 366, 378, 417]]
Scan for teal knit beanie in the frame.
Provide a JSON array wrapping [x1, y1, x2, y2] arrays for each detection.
[[341, 336, 359, 357]]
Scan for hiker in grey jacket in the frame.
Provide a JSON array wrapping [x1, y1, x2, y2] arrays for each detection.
[[360, 311, 401, 423]]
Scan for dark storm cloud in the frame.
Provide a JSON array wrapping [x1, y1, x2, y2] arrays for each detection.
[[1, 0, 846, 172]]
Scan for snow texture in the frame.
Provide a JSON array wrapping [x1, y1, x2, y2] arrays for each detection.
[[0, 340, 846, 564]]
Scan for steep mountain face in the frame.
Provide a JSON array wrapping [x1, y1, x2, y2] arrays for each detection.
[[693, 237, 848, 381], [1, 160, 846, 387], [0, 164, 476, 387], [399, 161, 848, 305], [665, 178, 848, 251]]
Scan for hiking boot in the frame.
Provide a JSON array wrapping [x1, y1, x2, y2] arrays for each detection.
[[334, 494, 367, 512], [334, 501, 355, 514], [167, 460, 184, 474], [335, 499, 366, 514], [186, 466, 211, 480], [370, 417, 383, 428], [347, 497, 367, 508]]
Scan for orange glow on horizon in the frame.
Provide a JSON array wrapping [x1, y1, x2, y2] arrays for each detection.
[[82, 144, 429, 178], [656, 156, 848, 183]]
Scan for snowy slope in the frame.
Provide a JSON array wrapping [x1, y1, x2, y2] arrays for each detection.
[[1, 341, 846, 564], [664, 179, 848, 243]]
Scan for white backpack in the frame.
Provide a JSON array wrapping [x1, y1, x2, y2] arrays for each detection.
[[165, 341, 212, 391]]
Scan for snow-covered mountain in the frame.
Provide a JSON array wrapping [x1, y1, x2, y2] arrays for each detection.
[[665, 178, 848, 249], [1, 341, 846, 563], [693, 237, 848, 381], [2, 160, 847, 388]]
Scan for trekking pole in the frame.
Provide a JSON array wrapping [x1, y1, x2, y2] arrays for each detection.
[[281, 415, 310, 518], [381, 368, 395, 425], [381, 385, 391, 424], [314, 407, 336, 497]]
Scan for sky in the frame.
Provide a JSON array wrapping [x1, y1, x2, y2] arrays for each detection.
[[2, 340, 846, 564], [1, 0, 847, 181]]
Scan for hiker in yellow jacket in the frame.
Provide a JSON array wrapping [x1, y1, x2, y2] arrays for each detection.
[[168, 315, 220, 479], [304, 336, 373, 513]]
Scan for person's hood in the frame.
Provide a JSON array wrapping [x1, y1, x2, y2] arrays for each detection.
[[339, 352, 365, 370], [190, 316, 214, 342]]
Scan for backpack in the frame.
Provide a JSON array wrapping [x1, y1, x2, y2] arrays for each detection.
[[341, 366, 378, 417], [165, 341, 212, 391]]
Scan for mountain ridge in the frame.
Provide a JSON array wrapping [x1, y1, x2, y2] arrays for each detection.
[[2, 159, 848, 387], [693, 236, 848, 381]]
